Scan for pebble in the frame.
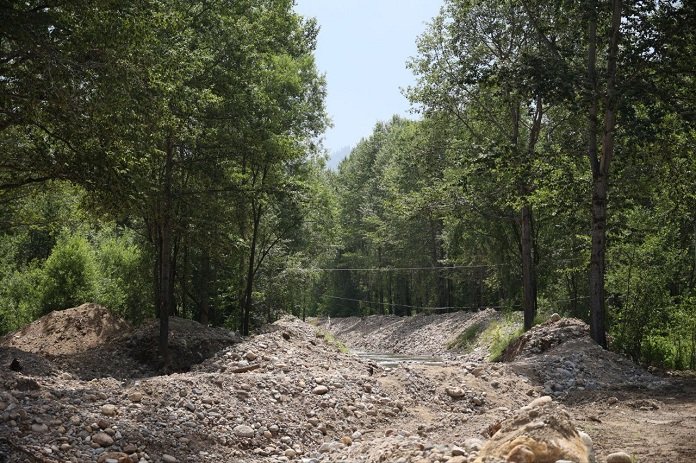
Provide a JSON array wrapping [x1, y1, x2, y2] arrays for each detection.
[[101, 404, 118, 416], [312, 385, 329, 395], [606, 452, 633, 463], [233, 424, 255, 438], [92, 432, 114, 447], [162, 454, 178, 463]]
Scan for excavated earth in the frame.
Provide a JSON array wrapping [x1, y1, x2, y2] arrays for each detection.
[[0, 306, 694, 463]]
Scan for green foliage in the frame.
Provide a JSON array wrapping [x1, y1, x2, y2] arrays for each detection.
[[481, 314, 524, 362], [315, 328, 349, 353], [40, 235, 97, 314], [93, 228, 152, 323], [447, 321, 487, 351]]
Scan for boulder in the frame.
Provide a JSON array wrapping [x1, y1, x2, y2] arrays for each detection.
[[473, 399, 594, 463]]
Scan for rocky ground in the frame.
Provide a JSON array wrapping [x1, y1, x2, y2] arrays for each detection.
[[0, 306, 695, 463]]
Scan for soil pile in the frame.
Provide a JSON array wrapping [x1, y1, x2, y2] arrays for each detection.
[[501, 317, 667, 397], [1, 303, 131, 356], [324, 309, 497, 357], [123, 317, 242, 372], [0, 304, 242, 380]]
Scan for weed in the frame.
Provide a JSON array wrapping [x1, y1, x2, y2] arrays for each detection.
[[447, 321, 486, 351], [315, 328, 349, 353]]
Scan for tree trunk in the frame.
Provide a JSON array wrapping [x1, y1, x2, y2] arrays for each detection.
[[158, 139, 175, 362], [521, 203, 536, 330], [241, 202, 261, 336], [199, 249, 210, 325], [588, 0, 621, 349]]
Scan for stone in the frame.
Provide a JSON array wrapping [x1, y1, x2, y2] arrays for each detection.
[[244, 351, 258, 361], [549, 313, 561, 322], [233, 424, 255, 438], [312, 385, 329, 395], [606, 452, 633, 463], [101, 404, 118, 416], [507, 444, 535, 463], [445, 387, 466, 398], [92, 432, 115, 447], [97, 452, 129, 463], [341, 436, 352, 446], [446, 457, 467, 463], [162, 455, 178, 463], [451, 446, 467, 456], [472, 402, 592, 463], [129, 392, 143, 403], [31, 423, 49, 433], [284, 448, 297, 458]]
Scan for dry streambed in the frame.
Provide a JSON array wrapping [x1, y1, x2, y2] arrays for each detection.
[[1, 309, 695, 463]]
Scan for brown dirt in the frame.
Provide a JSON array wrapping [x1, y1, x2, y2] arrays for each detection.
[[1, 303, 131, 356], [0, 307, 694, 462]]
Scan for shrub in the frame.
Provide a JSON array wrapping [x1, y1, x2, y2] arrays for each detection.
[[40, 235, 97, 314]]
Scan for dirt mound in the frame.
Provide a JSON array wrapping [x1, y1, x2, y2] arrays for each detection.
[[503, 317, 668, 398], [501, 316, 589, 362], [1, 304, 241, 379], [0, 303, 131, 356], [325, 309, 498, 356], [123, 316, 242, 372]]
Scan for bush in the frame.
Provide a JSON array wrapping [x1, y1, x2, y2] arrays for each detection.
[[40, 235, 97, 314], [94, 229, 152, 323]]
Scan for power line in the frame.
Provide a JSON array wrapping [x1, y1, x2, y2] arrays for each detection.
[[325, 294, 594, 313], [294, 263, 510, 272], [324, 295, 502, 312]]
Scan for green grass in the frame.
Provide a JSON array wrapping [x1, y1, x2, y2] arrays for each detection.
[[447, 321, 487, 351], [480, 312, 524, 362], [315, 328, 349, 353]]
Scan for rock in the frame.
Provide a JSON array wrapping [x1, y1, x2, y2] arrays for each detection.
[[445, 387, 466, 398], [97, 452, 129, 463], [162, 455, 178, 463], [244, 351, 258, 361], [129, 392, 143, 403], [549, 313, 561, 322], [233, 424, 255, 438], [284, 448, 297, 458], [451, 446, 467, 456], [92, 432, 115, 447], [507, 444, 535, 463], [31, 423, 49, 433], [312, 385, 329, 395], [606, 452, 633, 463], [473, 402, 592, 463], [522, 395, 552, 410], [446, 457, 468, 463], [101, 404, 118, 416], [341, 436, 352, 446]]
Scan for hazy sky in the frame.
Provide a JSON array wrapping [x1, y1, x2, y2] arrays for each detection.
[[294, 0, 443, 166]]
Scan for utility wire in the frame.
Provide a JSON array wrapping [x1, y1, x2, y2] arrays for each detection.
[[325, 295, 507, 312], [324, 294, 593, 313]]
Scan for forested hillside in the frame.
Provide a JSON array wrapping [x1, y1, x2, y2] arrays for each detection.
[[1, 0, 695, 370]]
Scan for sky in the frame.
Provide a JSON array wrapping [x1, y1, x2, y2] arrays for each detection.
[[294, 0, 444, 168]]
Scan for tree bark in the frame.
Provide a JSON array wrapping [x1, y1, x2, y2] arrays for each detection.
[[241, 201, 261, 336], [158, 139, 175, 362], [199, 249, 210, 325], [521, 204, 536, 330], [588, 0, 621, 349]]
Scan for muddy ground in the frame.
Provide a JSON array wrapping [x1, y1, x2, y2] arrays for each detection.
[[1, 305, 694, 462]]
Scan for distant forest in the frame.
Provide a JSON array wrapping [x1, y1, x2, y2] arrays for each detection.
[[1, 0, 694, 369]]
